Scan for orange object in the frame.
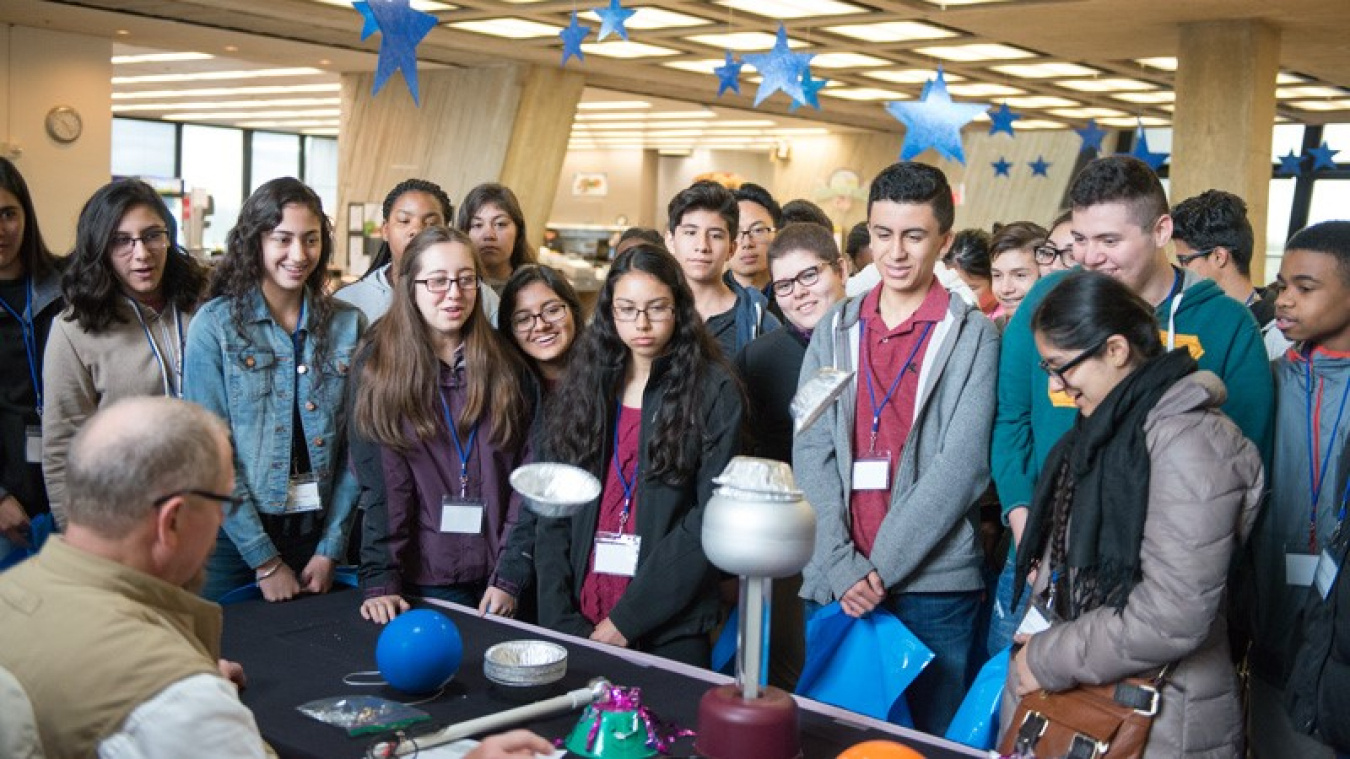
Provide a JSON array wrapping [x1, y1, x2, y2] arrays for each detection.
[[836, 740, 925, 759]]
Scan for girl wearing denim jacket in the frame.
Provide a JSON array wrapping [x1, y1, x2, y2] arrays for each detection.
[[353, 226, 532, 625], [185, 177, 364, 602]]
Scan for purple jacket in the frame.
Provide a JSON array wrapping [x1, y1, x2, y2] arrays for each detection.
[[362, 356, 530, 598]]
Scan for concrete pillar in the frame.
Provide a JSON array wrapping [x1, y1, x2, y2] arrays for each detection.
[[1170, 20, 1280, 279], [338, 63, 583, 271]]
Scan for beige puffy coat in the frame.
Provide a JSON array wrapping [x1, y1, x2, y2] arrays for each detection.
[[1001, 371, 1264, 758]]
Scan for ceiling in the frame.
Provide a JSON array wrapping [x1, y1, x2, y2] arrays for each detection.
[[5, 0, 1350, 152]]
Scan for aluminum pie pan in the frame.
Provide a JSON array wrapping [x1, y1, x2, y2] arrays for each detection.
[[509, 462, 602, 518], [483, 640, 569, 687]]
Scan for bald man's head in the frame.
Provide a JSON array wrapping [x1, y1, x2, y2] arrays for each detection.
[[65, 397, 230, 538]]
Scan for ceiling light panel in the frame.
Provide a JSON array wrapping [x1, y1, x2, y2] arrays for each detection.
[[1050, 107, 1126, 119], [915, 43, 1035, 62], [822, 87, 909, 101], [1056, 77, 1155, 92], [865, 69, 966, 84], [990, 62, 1100, 79], [112, 52, 214, 64], [684, 32, 807, 50], [1004, 95, 1079, 108], [112, 67, 324, 84], [810, 52, 891, 68], [577, 100, 651, 110], [1277, 85, 1345, 99], [947, 82, 1024, 96], [113, 97, 340, 112], [164, 108, 341, 120], [311, 0, 455, 8], [1277, 72, 1306, 85], [1010, 119, 1065, 130], [1111, 91, 1175, 104], [580, 41, 680, 58], [1287, 99, 1350, 111], [825, 21, 957, 43], [915, 0, 1016, 5], [715, 0, 866, 18], [446, 18, 560, 38], [1134, 56, 1176, 71], [578, 8, 709, 28], [662, 59, 727, 74], [113, 83, 341, 99], [1099, 116, 1169, 127]]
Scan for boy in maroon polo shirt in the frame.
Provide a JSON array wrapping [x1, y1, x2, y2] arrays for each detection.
[[795, 162, 999, 735]]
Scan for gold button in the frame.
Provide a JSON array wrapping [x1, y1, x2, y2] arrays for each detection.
[[313, 437, 324, 447], [305, 402, 317, 412], [244, 356, 255, 368]]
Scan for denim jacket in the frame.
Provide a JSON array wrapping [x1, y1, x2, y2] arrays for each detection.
[[184, 290, 365, 568]]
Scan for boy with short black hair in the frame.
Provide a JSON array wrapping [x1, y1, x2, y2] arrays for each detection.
[[989, 156, 1275, 655], [1170, 189, 1282, 334], [1249, 220, 1350, 759], [794, 162, 998, 735], [665, 181, 777, 357]]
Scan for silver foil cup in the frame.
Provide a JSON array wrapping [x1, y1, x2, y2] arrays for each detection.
[[509, 462, 602, 518]]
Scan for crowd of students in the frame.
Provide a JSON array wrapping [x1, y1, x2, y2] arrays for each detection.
[[1, 151, 1348, 757]]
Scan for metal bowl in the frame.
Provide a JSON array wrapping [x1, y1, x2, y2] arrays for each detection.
[[509, 462, 601, 518], [483, 640, 569, 688]]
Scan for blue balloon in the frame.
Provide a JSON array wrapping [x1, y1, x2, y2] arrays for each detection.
[[376, 609, 463, 694]]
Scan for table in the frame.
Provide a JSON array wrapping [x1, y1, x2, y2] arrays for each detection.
[[222, 589, 982, 759]]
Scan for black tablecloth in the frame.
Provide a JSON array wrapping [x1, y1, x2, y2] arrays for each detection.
[[221, 588, 980, 759]]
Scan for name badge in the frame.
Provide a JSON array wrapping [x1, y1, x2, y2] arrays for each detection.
[[852, 453, 891, 491], [440, 496, 484, 534], [1315, 549, 1341, 600], [285, 476, 323, 513], [1286, 552, 1319, 587], [1017, 601, 1053, 636], [594, 532, 641, 577], [25, 425, 41, 465]]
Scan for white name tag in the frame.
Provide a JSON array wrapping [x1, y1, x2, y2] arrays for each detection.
[[285, 477, 322, 513], [1287, 552, 1319, 587], [440, 497, 484, 534], [852, 455, 890, 491], [1315, 549, 1341, 600], [594, 532, 641, 577], [25, 425, 41, 465], [1017, 603, 1052, 636]]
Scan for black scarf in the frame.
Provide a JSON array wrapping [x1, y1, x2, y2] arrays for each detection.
[[1014, 348, 1197, 618]]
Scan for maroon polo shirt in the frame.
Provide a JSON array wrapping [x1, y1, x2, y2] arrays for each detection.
[[580, 404, 643, 625], [849, 278, 949, 557]]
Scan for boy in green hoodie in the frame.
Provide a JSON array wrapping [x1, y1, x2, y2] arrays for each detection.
[[985, 156, 1274, 656], [1249, 221, 1350, 759]]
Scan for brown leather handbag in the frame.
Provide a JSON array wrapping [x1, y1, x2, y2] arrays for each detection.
[[997, 675, 1164, 759]]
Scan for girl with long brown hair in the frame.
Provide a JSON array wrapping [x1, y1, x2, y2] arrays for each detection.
[[354, 226, 533, 624]]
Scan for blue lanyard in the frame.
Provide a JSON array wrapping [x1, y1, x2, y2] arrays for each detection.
[[1305, 357, 1350, 551], [439, 389, 479, 498], [611, 401, 639, 531], [0, 277, 42, 414], [126, 297, 184, 398], [861, 320, 933, 453]]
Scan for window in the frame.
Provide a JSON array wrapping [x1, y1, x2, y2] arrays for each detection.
[[111, 118, 176, 179], [304, 136, 339, 219], [181, 125, 245, 252], [249, 132, 301, 192]]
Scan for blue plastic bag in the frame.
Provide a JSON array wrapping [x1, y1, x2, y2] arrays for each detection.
[[711, 604, 771, 685], [0, 513, 55, 572], [795, 602, 933, 726], [944, 646, 1009, 749]]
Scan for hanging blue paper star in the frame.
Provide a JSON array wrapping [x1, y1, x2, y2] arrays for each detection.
[[884, 67, 989, 164], [790, 68, 828, 112], [988, 103, 1021, 136], [714, 50, 744, 97], [1307, 141, 1341, 171], [559, 11, 591, 66], [992, 157, 1012, 177], [353, 0, 438, 105], [1277, 150, 1305, 177], [592, 0, 637, 42], [742, 24, 814, 107], [1075, 119, 1107, 153], [1029, 156, 1052, 177], [1126, 124, 1168, 170]]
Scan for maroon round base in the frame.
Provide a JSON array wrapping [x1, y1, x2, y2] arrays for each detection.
[[695, 684, 802, 759]]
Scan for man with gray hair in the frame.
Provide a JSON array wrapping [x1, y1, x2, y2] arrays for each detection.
[[0, 396, 274, 758]]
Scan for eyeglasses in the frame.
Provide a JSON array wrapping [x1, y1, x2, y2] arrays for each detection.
[[1175, 247, 1215, 267], [152, 489, 245, 516], [112, 229, 170, 257], [738, 225, 775, 243], [1039, 339, 1107, 386], [510, 301, 570, 334], [1033, 242, 1073, 266], [770, 263, 831, 298], [612, 302, 675, 323], [415, 273, 480, 294]]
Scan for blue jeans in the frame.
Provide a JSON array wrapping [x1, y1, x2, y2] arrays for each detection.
[[883, 590, 981, 736], [986, 554, 1028, 658], [201, 521, 321, 601]]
